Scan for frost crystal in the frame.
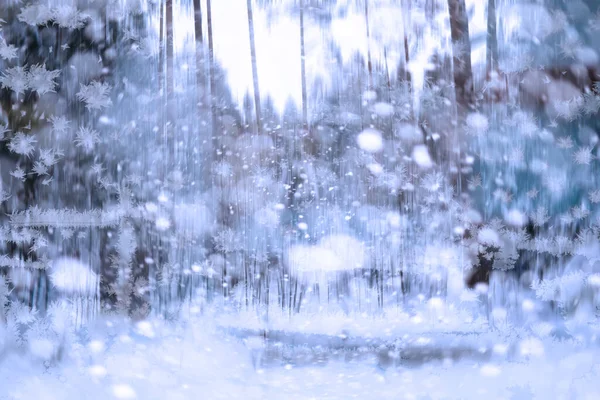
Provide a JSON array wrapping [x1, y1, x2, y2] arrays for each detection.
[[77, 81, 113, 110], [8, 133, 37, 157], [27, 64, 61, 96], [75, 126, 100, 152], [0, 66, 29, 95]]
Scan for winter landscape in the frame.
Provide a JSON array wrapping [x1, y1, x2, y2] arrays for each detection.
[[1, 0, 600, 399]]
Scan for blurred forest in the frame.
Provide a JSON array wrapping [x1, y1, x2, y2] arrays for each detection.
[[0, 0, 599, 346]]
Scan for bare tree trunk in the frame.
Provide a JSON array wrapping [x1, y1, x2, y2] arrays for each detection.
[[365, 0, 373, 89], [299, 0, 308, 129], [247, 0, 262, 134], [193, 0, 204, 107], [166, 0, 174, 101], [207, 0, 218, 139], [158, 0, 165, 92], [486, 0, 498, 74], [402, 0, 410, 82], [447, 0, 474, 109], [193, 0, 203, 45]]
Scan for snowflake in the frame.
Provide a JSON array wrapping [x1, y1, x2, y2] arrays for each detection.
[[38, 148, 62, 166], [8, 132, 37, 157], [571, 205, 590, 220], [90, 163, 104, 175], [52, 6, 88, 29], [0, 66, 29, 95], [582, 92, 600, 115], [0, 189, 10, 203], [27, 64, 60, 96], [420, 172, 443, 192], [573, 146, 594, 165], [556, 136, 574, 149], [589, 189, 600, 204], [526, 188, 539, 199], [0, 38, 18, 60], [77, 81, 112, 110], [531, 206, 550, 227], [10, 167, 26, 182], [18, 4, 54, 26], [32, 161, 49, 176], [0, 124, 10, 140], [49, 115, 70, 134], [74, 126, 100, 152], [467, 174, 482, 189]]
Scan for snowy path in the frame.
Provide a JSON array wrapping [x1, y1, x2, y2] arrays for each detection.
[[1, 318, 600, 400]]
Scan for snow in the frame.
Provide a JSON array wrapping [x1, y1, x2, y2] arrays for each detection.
[[2, 314, 600, 400], [411, 145, 433, 169], [356, 128, 384, 153], [50, 257, 98, 296]]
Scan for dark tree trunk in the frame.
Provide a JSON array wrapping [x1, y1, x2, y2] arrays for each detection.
[[166, 0, 174, 101], [193, 0, 205, 107], [447, 0, 474, 109], [247, 0, 262, 134], [300, 0, 308, 129], [207, 0, 218, 139]]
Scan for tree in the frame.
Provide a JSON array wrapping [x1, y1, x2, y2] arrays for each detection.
[[247, 0, 262, 134], [447, 0, 474, 109]]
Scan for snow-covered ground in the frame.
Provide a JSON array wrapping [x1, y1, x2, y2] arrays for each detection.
[[1, 314, 600, 400]]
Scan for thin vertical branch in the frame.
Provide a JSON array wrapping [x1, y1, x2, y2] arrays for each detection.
[[166, 0, 174, 101], [207, 0, 218, 139], [365, 0, 373, 89], [158, 0, 165, 93], [299, 0, 308, 130], [193, 0, 205, 107], [247, 0, 262, 134]]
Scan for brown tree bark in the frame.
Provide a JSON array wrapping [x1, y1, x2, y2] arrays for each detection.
[[447, 0, 474, 109]]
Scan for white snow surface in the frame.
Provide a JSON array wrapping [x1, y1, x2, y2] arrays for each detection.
[[2, 314, 600, 400]]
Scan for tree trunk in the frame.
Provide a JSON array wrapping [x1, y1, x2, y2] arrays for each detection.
[[166, 0, 174, 101], [486, 0, 498, 74], [299, 0, 308, 129], [193, 0, 204, 107], [158, 0, 164, 93], [365, 0, 373, 89], [247, 0, 262, 134], [207, 0, 218, 139], [447, 0, 474, 109]]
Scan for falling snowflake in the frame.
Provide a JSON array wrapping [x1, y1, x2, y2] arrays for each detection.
[[0, 38, 18, 60], [572, 146, 594, 165], [52, 6, 88, 29], [589, 189, 600, 204], [8, 133, 37, 157], [531, 206, 550, 227], [27, 64, 60, 96], [75, 126, 100, 152], [18, 4, 54, 26], [38, 148, 62, 166], [526, 188, 539, 199], [467, 174, 482, 189], [77, 81, 113, 110], [571, 205, 590, 220], [10, 166, 26, 182], [556, 136, 574, 149], [32, 161, 49, 176], [49, 115, 71, 134], [0, 66, 29, 95]]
